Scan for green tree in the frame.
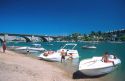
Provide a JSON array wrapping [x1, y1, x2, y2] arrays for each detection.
[[120, 35, 125, 41], [71, 33, 81, 42]]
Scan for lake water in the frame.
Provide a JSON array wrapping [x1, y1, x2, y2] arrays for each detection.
[[6, 41, 125, 81]]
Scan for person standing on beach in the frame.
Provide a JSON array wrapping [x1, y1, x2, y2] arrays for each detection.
[[61, 50, 65, 63], [2, 40, 6, 53]]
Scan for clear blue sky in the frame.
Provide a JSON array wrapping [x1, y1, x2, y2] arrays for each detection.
[[0, 0, 125, 35]]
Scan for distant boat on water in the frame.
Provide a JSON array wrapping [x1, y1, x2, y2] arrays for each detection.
[[46, 44, 54, 46], [108, 41, 123, 44], [82, 45, 97, 49]]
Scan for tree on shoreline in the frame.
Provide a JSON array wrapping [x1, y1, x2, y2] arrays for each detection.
[[68, 29, 125, 42]]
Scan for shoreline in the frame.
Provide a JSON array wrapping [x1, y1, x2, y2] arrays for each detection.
[[0, 48, 112, 81], [0, 49, 72, 81]]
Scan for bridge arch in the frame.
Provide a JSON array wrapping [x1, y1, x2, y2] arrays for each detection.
[[39, 36, 48, 42], [20, 36, 32, 42]]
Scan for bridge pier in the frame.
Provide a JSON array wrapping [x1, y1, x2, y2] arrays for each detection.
[[4, 34, 8, 41]]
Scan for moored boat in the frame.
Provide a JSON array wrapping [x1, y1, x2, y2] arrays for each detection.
[[15, 44, 45, 53], [38, 43, 79, 62], [79, 55, 121, 76]]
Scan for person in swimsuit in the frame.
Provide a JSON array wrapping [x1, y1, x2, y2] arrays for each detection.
[[61, 50, 65, 63], [2, 41, 6, 53]]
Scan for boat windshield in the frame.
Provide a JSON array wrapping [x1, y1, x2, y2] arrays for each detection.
[[61, 43, 77, 50]]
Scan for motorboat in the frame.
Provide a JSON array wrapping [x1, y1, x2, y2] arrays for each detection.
[[46, 44, 54, 46], [82, 45, 96, 49], [79, 55, 121, 76], [38, 43, 79, 62], [15, 44, 45, 53], [108, 41, 123, 44], [32, 44, 41, 47], [30, 44, 45, 51]]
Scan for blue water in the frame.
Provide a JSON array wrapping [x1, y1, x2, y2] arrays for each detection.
[[7, 41, 125, 81]]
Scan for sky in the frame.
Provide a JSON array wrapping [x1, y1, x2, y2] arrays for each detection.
[[0, 0, 125, 35]]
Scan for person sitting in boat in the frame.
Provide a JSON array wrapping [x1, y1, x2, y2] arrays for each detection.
[[61, 50, 66, 63], [68, 53, 73, 59], [43, 51, 48, 56], [48, 49, 55, 54], [102, 52, 115, 65], [48, 51, 53, 54]]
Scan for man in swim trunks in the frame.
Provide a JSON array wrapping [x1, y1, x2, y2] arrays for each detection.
[[61, 50, 65, 63]]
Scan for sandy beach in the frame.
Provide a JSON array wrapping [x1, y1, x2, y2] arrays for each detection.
[[0, 48, 109, 81]]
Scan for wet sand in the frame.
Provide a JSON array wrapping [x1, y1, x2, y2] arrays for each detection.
[[0, 48, 111, 81]]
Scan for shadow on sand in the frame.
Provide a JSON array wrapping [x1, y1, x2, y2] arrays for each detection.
[[73, 71, 107, 79]]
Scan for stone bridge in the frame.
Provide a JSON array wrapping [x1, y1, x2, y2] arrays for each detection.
[[0, 33, 60, 42]]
